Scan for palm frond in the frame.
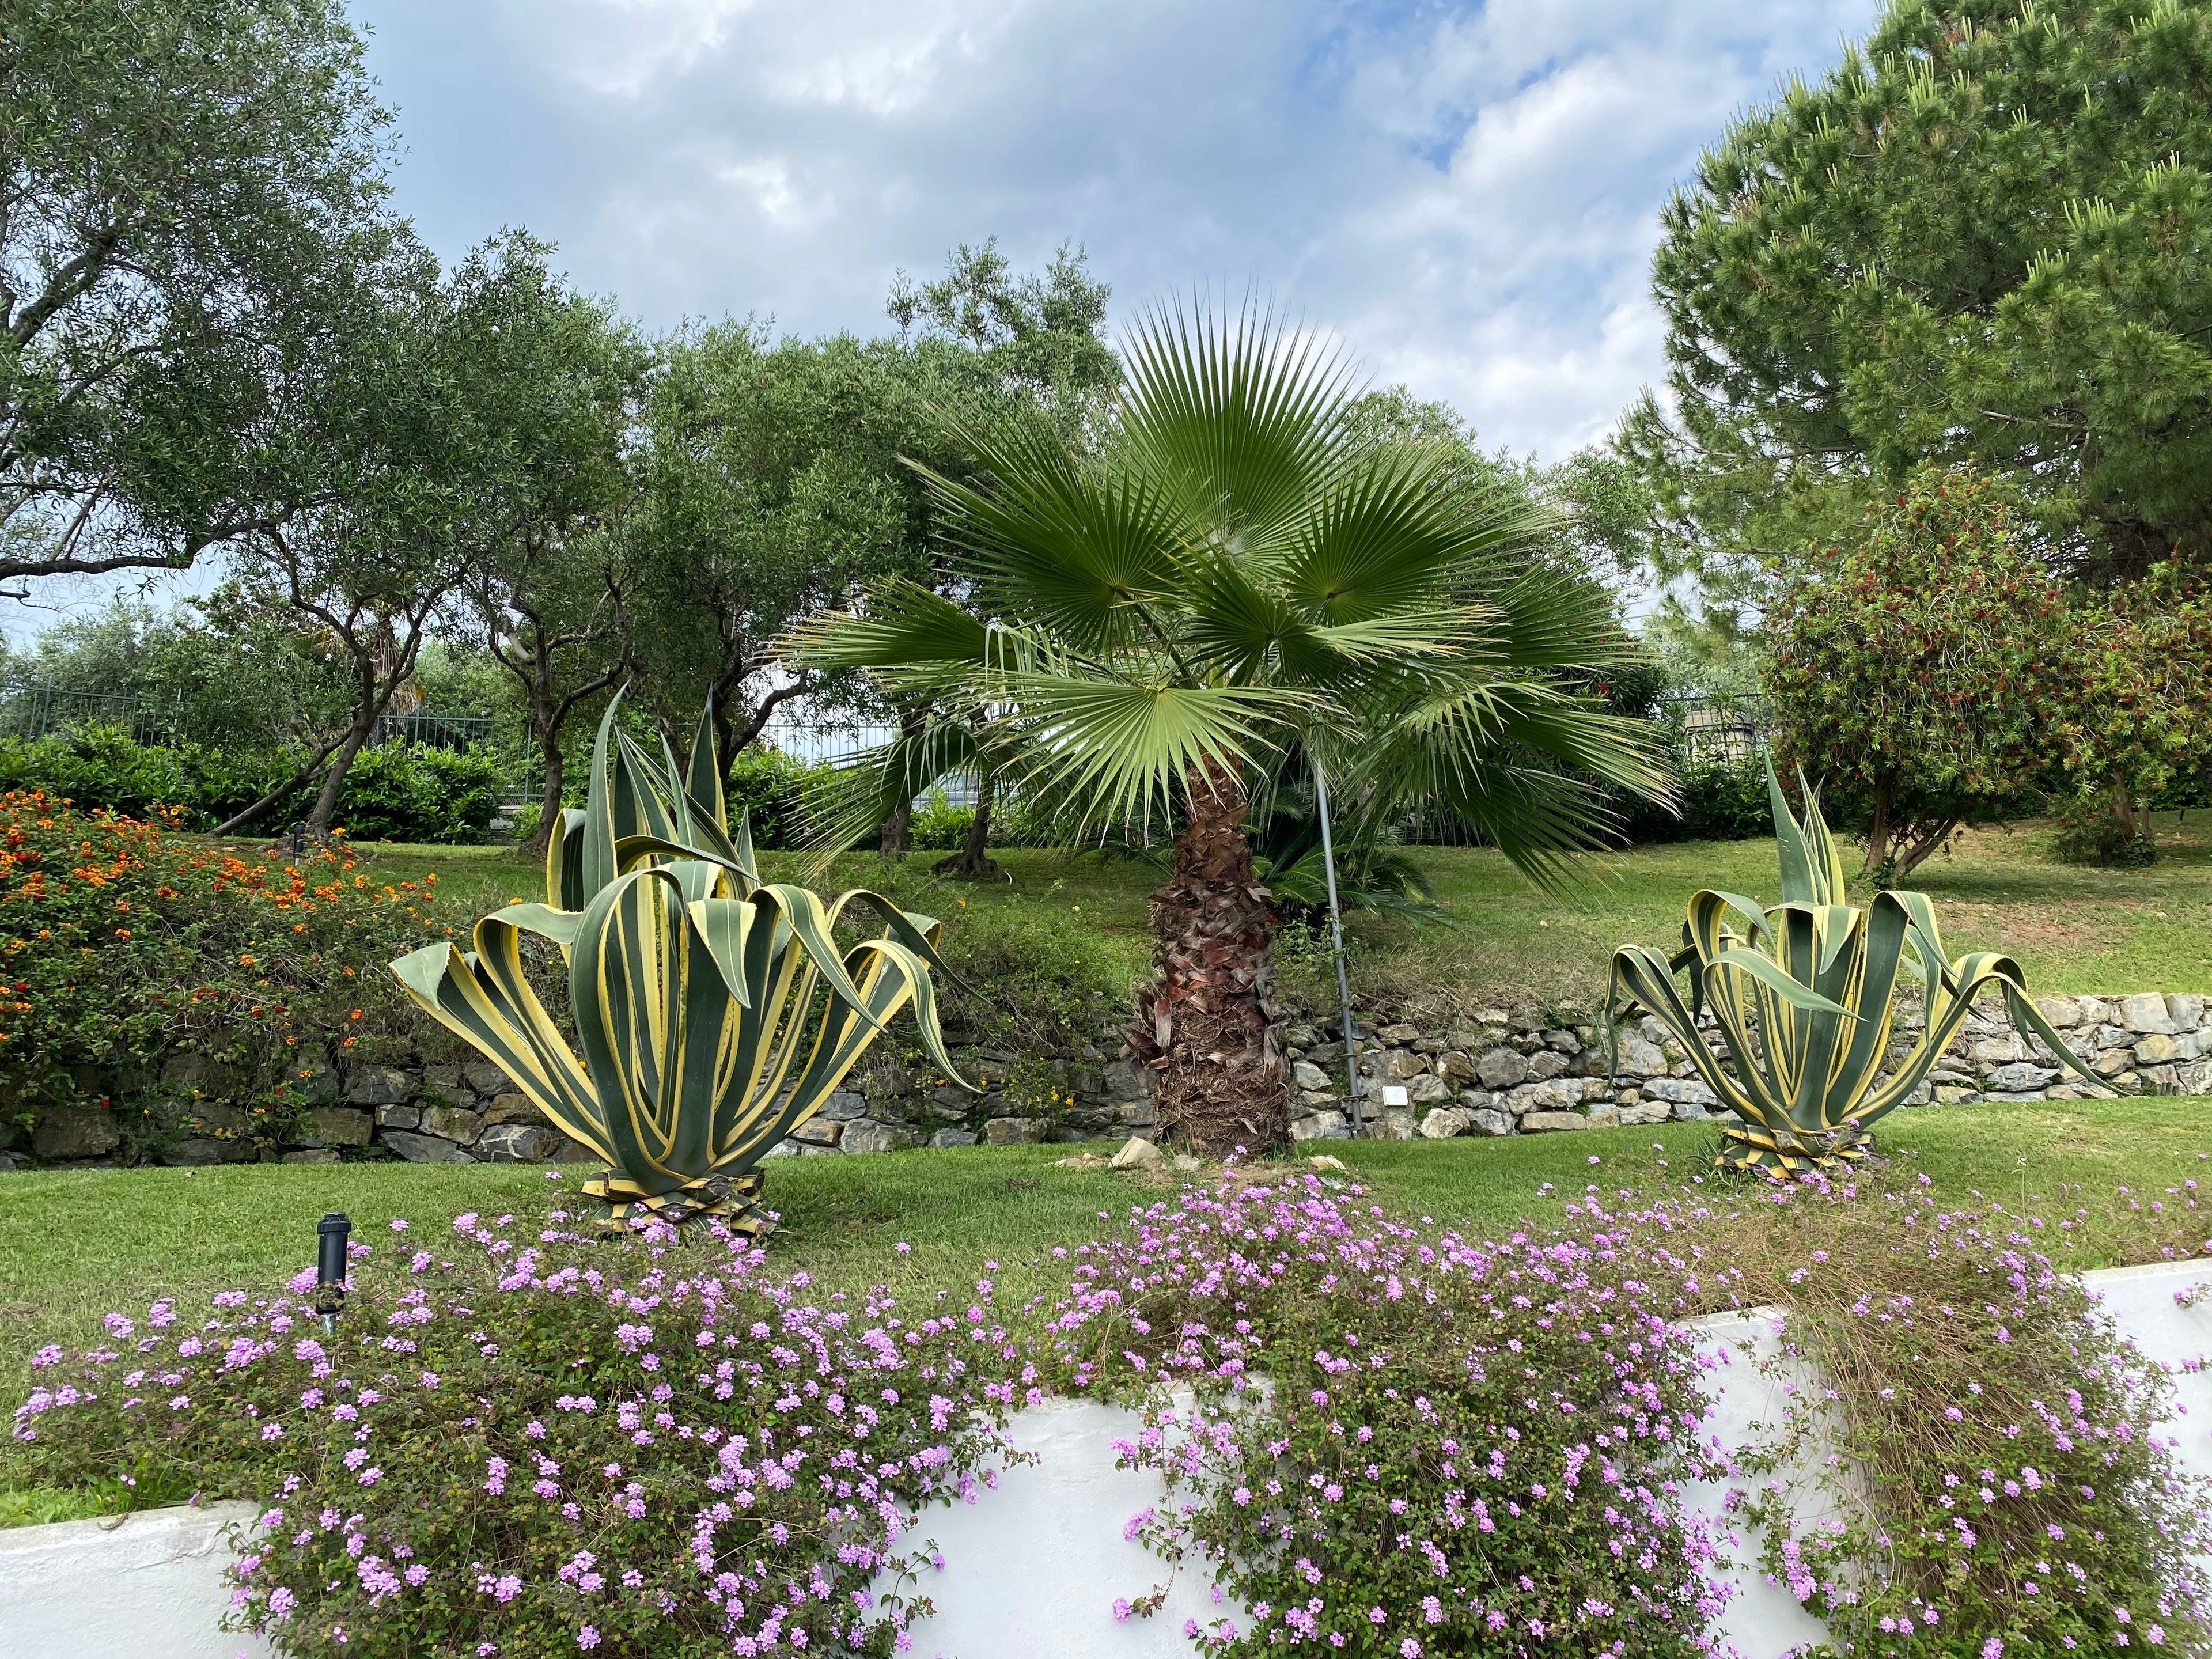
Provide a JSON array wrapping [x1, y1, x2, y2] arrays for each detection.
[[998, 674, 1305, 833], [1117, 300, 1358, 551]]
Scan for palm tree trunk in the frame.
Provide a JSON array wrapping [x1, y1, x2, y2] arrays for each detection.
[[1128, 760, 1290, 1156]]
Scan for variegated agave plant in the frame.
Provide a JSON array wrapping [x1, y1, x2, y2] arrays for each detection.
[[390, 699, 972, 1228], [1605, 763, 2100, 1174]]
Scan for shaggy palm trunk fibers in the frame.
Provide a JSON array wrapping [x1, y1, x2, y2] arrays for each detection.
[[1129, 762, 1291, 1155]]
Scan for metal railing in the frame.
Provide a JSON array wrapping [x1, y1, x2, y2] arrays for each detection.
[[372, 712, 498, 750], [0, 680, 185, 745]]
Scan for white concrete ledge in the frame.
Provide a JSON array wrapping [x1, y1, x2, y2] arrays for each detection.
[[5, 1261, 2206, 1659], [0, 1500, 267, 1659]]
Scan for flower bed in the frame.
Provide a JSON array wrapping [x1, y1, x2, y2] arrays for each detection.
[[9, 1187, 1024, 1657], [7, 1160, 2211, 1657]]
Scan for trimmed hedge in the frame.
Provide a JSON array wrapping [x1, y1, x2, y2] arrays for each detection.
[[0, 728, 510, 843]]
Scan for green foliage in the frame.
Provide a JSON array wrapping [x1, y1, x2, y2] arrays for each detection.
[[1635, 0, 2212, 584], [0, 726, 196, 820], [927, 895, 1141, 1050], [1766, 467, 2212, 876], [2049, 796, 2159, 868], [0, 791, 444, 1141], [1, 598, 357, 753], [722, 745, 818, 851], [1, 0, 394, 586], [391, 702, 970, 1222], [1605, 764, 2100, 1173], [907, 792, 980, 851], [1614, 752, 1773, 845], [887, 236, 1120, 431], [1767, 469, 2062, 881], [332, 743, 508, 844], [0, 730, 511, 842]]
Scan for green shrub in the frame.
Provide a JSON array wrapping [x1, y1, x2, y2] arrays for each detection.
[[909, 792, 975, 850], [930, 893, 1142, 1047], [0, 729, 514, 842], [0, 725, 189, 819], [1613, 752, 1772, 844], [2050, 796, 2158, 867], [333, 743, 507, 844], [725, 746, 817, 850], [906, 789, 1054, 853]]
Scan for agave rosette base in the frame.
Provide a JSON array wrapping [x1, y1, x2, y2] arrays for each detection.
[[391, 700, 972, 1226], [1605, 766, 2100, 1175]]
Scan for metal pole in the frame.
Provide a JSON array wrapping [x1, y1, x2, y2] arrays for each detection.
[[1312, 758, 1363, 1135]]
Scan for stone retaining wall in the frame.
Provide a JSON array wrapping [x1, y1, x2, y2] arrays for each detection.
[[1, 1028, 1157, 1173], [4, 991, 2202, 1172], [1281, 990, 2212, 1142]]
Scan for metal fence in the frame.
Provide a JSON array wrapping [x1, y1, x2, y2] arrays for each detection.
[[0, 680, 185, 745], [373, 711, 498, 750], [1653, 694, 1771, 766], [755, 714, 984, 806], [0, 679, 514, 757]]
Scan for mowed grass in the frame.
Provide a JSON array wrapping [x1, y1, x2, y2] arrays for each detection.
[[336, 808, 2212, 1018], [6, 1094, 2209, 1412]]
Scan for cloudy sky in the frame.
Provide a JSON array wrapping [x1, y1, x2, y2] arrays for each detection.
[[363, 0, 1879, 460]]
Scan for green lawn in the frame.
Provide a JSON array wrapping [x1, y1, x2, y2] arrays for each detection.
[[7, 1094, 2209, 1413], [340, 809, 2212, 1018]]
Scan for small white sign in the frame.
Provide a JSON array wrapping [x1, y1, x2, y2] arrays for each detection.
[[1381, 1084, 1410, 1107]]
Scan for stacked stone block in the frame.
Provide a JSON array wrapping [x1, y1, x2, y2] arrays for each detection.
[[1277, 991, 2212, 1142]]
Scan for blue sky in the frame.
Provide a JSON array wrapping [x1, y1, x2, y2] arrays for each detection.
[[11, 0, 1880, 641]]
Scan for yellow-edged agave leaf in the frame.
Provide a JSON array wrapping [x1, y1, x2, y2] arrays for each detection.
[[1607, 759, 2103, 1173], [392, 700, 970, 1228], [391, 921, 611, 1165]]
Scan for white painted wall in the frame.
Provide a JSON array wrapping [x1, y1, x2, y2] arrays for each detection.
[[0, 1500, 267, 1659], [881, 1395, 1247, 1659], [4, 1261, 2206, 1659]]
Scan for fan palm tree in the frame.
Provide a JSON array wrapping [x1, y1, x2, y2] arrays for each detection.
[[786, 305, 1665, 1153]]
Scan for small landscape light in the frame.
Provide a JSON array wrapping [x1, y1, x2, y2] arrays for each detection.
[[315, 1210, 352, 1335]]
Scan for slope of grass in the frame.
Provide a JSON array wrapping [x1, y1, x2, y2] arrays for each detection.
[[340, 810, 2212, 1020]]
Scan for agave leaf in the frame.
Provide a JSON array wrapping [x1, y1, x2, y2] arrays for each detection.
[[391, 933, 611, 1162], [580, 697, 625, 902], [1766, 757, 1816, 906], [685, 699, 728, 832], [1796, 768, 1849, 904], [1707, 892, 1774, 944], [546, 808, 590, 914], [392, 700, 965, 1221]]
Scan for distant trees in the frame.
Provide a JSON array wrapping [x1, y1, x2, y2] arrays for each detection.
[[445, 236, 645, 857], [1, 0, 396, 588], [1630, 0, 2212, 590]]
